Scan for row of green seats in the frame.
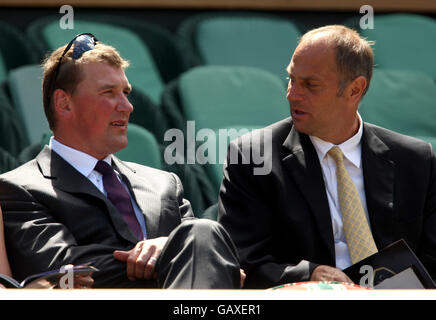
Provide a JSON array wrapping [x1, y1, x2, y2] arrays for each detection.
[[1, 12, 435, 97], [1, 12, 435, 219]]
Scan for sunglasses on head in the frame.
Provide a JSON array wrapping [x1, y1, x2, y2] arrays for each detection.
[[51, 33, 98, 91]]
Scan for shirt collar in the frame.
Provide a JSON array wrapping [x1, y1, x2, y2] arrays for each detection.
[[309, 113, 363, 168], [49, 136, 112, 177]]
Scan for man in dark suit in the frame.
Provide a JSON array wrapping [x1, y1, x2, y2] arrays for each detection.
[[0, 34, 242, 288], [218, 25, 436, 288]]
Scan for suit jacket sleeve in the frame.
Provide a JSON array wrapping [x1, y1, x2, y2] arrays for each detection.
[[218, 140, 318, 289], [171, 172, 195, 222]]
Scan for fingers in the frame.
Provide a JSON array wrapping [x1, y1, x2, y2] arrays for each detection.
[[310, 265, 353, 283], [73, 274, 94, 289], [143, 254, 158, 280], [133, 244, 155, 280], [115, 237, 168, 281], [113, 250, 130, 262], [126, 241, 145, 281], [240, 269, 246, 288]]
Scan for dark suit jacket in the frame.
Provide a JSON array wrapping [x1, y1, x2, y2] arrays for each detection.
[[0, 146, 194, 287], [218, 117, 436, 288]]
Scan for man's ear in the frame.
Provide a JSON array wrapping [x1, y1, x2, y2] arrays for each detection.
[[53, 89, 72, 118], [347, 76, 367, 103]]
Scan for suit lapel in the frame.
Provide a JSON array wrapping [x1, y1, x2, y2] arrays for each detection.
[[36, 147, 138, 244], [281, 126, 335, 261], [112, 157, 162, 240], [361, 124, 395, 248]]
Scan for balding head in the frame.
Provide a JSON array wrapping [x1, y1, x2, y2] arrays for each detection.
[[297, 25, 374, 98]]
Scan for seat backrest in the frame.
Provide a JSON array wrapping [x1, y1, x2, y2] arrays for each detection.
[[37, 19, 165, 105], [7, 64, 49, 145], [0, 51, 7, 83], [359, 14, 436, 79], [127, 87, 169, 144], [0, 86, 29, 156], [204, 126, 262, 194], [115, 123, 162, 169], [82, 14, 190, 83], [178, 65, 289, 132], [359, 69, 436, 137], [179, 13, 301, 80], [0, 21, 37, 74], [0, 146, 19, 174]]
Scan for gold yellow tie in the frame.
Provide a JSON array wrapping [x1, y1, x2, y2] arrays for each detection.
[[328, 146, 378, 264]]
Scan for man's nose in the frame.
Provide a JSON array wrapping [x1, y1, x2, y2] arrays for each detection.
[[287, 82, 303, 101], [118, 94, 134, 113]]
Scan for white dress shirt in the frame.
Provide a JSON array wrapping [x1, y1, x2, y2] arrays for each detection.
[[309, 114, 369, 270], [49, 137, 147, 240]]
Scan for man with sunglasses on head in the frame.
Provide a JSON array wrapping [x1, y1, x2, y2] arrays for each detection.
[[0, 34, 243, 289]]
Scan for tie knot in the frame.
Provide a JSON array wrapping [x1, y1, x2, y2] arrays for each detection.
[[94, 160, 114, 177], [328, 146, 344, 164]]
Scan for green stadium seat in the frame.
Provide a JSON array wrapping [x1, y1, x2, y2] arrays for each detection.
[[360, 69, 436, 137], [0, 84, 29, 156], [28, 14, 189, 85], [7, 64, 49, 145], [205, 126, 262, 195], [161, 66, 288, 208], [201, 203, 218, 221], [27, 18, 165, 105], [358, 14, 436, 80], [115, 123, 162, 169], [178, 12, 301, 80], [0, 146, 20, 174], [162, 65, 289, 135], [161, 153, 217, 218], [0, 21, 38, 75], [127, 88, 170, 143], [0, 52, 8, 83], [80, 14, 192, 83]]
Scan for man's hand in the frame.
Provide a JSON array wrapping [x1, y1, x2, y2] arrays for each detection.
[[73, 273, 94, 289], [310, 265, 353, 283], [240, 269, 246, 288], [113, 237, 168, 281]]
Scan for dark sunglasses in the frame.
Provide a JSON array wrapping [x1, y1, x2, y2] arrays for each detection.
[[51, 33, 98, 91]]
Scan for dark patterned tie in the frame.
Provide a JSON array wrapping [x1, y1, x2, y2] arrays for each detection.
[[94, 160, 143, 240]]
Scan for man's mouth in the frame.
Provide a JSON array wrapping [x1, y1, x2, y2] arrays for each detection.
[[294, 110, 306, 115], [292, 108, 307, 117], [110, 120, 127, 127]]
